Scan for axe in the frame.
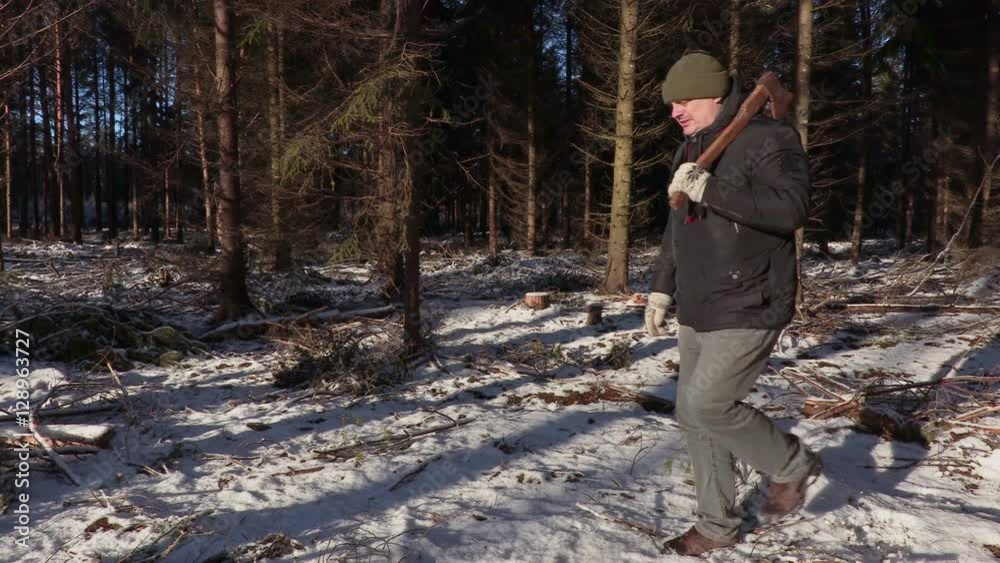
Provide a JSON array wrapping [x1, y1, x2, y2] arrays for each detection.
[[669, 72, 794, 210]]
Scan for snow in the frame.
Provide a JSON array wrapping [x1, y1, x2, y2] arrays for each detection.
[[1, 237, 998, 562]]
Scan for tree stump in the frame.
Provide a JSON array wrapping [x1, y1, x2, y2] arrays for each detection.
[[525, 292, 550, 310], [586, 302, 603, 325]]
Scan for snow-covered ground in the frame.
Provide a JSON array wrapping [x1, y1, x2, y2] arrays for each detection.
[[1, 236, 998, 562]]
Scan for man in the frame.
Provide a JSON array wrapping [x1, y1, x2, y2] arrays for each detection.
[[645, 52, 821, 556]]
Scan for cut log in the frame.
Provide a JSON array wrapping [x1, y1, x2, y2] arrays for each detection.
[[1, 424, 115, 448], [525, 292, 550, 310], [586, 302, 603, 325], [28, 415, 83, 486]]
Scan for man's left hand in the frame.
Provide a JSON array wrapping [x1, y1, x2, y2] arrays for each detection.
[[668, 162, 711, 203]]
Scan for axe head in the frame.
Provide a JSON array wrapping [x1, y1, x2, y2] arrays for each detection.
[[757, 72, 794, 120]]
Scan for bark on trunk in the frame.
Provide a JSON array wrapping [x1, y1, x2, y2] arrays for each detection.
[[172, 55, 184, 244], [93, 46, 103, 234], [897, 45, 914, 251], [3, 104, 10, 240], [488, 157, 497, 256], [54, 19, 66, 240], [601, 0, 638, 294], [970, 9, 998, 247], [107, 58, 117, 238], [130, 82, 139, 242], [526, 95, 537, 255], [850, 0, 871, 265], [583, 150, 591, 248], [562, 13, 573, 249], [793, 0, 813, 311], [39, 66, 53, 237], [18, 85, 29, 237], [194, 64, 214, 251], [267, 22, 291, 270], [212, 0, 254, 320], [28, 69, 39, 236], [164, 167, 171, 240], [68, 49, 82, 243]]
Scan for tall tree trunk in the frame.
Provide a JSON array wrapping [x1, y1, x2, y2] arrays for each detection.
[[463, 192, 473, 249], [897, 44, 914, 251], [144, 73, 159, 244], [728, 0, 741, 73], [107, 58, 117, 238], [970, 8, 998, 248], [904, 189, 915, 244], [54, 19, 66, 240], [927, 167, 939, 252], [488, 158, 497, 256], [70, 54, 82, 244], [3, 104, 10, 240], [212, 0, 254, 320], [399, 0, 429, 355], [164, 167, 171, 239], [267, 21, 291, 270], [194, 64, 214, 251], [583, 150, 591, 248], [93, 46, 103, 234], [128, 65, 140, 241], [602, 0, 638, 294], [941, 181, 950, 242], [374, 0, 404, 297], [402, 162, 423, 353], [16, 85, 28, 238], [277, 25, 286, 140], [850, 0, 871, 265], [39, 66, 53, 238], [561, 11, 573, 249], [793, 0, 813, 311], [28, 69, 39, 236], [171, 54, 184, 244], [526, 97, 537, 255]]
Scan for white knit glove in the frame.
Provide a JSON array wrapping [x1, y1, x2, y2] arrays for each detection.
[[644, 292, 673, 337], [668, 162, 711, 203]]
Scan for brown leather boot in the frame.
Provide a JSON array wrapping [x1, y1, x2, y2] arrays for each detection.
[[662, 526, 737, 556], [760, 454, 823, 520]]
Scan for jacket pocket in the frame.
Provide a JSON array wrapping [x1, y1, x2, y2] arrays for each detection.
[[712, 256, 770, 306]]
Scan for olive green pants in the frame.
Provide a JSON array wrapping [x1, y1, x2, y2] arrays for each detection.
[[675, 324, 814, 541]]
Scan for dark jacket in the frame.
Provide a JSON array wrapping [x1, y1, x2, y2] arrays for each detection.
[[650, 75, 810, 332]]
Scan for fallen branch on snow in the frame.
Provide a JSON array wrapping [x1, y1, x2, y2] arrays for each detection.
[[199, 304, 400, 340], [313, 416, 474, 459], [1, 424, 115, 448], [817, 303, 1000, 315], [0, 401, 121, 423], [0, 445, 99, 460]]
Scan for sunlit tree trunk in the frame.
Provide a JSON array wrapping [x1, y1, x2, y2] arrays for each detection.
[[793, 0, 813, 311], [602, 0, 638, 294], [194, 63, 214, 251], [212, 0, 254, 320]]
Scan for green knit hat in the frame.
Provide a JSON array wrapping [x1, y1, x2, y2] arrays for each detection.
[[661, 52, 731, 103]]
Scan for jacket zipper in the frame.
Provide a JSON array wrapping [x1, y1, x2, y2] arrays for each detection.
[[733, 222, 740, 233]]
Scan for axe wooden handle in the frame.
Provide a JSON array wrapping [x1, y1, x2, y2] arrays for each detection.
[[669, 72, 790, 210]]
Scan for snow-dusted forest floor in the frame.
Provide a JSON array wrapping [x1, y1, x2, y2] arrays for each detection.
[[1, 234, 999, 562]]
